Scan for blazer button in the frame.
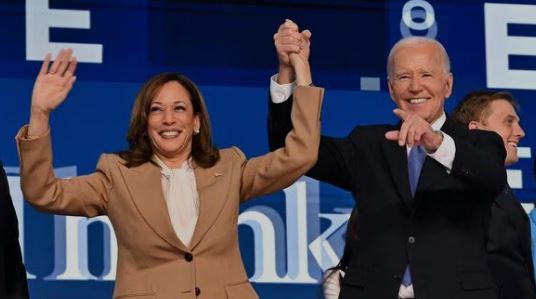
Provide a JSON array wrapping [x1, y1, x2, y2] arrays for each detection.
[[195, 287, 201, 296], [184, 253, 193, 262], [408, 236, 416, 244]]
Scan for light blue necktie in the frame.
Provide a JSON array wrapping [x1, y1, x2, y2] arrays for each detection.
[[402, 145, 426, 287], [408, 145, 426, 197]]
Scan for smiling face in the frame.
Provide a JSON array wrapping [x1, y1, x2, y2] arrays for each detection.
[[388, 41, 453, 124], [470, 99, 525, 166], [147, 81, 200, 167]]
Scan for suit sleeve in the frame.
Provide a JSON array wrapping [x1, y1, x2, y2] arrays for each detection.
[[0, 163, 29, 299], [16, 126, 111, 217], [268, 93, 357, 191], [238, 86, 323, 201], [451, 129, 507, 196]]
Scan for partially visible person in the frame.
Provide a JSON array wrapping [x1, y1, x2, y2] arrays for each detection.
[[0, 161, 29, 299], [452, 90, 535, 299], [530, 158, 536, 285], [323, 208, 358, 299], [452, 91, 525, 165], [17, 45, 322, 299]]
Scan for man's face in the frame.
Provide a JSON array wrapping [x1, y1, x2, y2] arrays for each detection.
[[471, 99, 525, 166], [388, 43, 453, 124]]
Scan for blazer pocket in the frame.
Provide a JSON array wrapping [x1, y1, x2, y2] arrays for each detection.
[[114, 273, 156, 299], [459, 269, 494, 290], [114, 292, 155, 299], [225, 280, 259, 299]]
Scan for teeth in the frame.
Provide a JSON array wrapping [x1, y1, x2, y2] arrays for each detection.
[[409, 98, 426, 104], [160, 130, 179, 138]]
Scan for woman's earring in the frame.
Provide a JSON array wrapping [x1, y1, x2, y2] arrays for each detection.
[[194, 128, 200, 135]]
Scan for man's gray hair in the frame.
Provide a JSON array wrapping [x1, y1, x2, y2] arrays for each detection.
[[386, 36, 451, 78]]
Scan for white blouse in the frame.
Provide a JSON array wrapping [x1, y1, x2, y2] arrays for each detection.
[[154, 156, 199, 248]]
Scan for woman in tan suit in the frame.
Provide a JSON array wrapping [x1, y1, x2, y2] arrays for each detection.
[[17, 42, 322, 298]]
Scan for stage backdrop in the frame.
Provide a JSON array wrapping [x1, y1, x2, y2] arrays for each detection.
[[1, 0, 535, 298]]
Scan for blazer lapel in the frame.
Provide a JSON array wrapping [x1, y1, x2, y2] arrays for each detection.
[[381, 137, 413, 209], [189, 162, 230, 250], [118, 161, 188, 252]]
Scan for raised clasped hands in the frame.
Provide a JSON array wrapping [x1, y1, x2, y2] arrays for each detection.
[[273, 19, 312, 86], [385, 109, 443, 152], [31, 48, 78, 116]]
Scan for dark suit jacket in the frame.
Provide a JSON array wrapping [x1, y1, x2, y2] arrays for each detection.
[[268, 98, 507, 299], [487, 187, 536, 299], [0, 161, 29, 299]]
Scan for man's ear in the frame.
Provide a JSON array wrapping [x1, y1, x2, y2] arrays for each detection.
[[468, 120, 480, 130], [387, 78, 395, 103], [444, 73, 453, 99]]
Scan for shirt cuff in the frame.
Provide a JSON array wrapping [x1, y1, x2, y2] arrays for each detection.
[[427, 131, 455, 171], [270, 74, 296, 104], [398, 284, 415, 298]]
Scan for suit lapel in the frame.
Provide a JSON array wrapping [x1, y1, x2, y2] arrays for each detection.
[[413, 118, 459, 205], [381, 137, 413, 209], [413, 157, 436, 205], [383, 118, 460, 208], [118, 161, 188, 252], [189, 161, 230, 250]]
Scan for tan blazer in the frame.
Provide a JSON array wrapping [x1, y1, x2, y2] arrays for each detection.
[[17, 86, 323, 299]]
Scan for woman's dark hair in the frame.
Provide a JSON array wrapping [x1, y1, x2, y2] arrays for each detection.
[[118, 72, 219, 168]]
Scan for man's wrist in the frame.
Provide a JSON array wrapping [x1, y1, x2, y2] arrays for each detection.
[[277, 65, 295, 84], [423, 131, 444, 154]]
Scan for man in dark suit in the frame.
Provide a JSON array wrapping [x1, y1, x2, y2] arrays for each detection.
[[0, 161, 29, 298], [268, 20, 507, 299], [452, 91, 535, 299]]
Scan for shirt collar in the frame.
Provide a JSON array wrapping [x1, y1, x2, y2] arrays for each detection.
[[153, 155, 193, 178], [431, 111, 446, 131]]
